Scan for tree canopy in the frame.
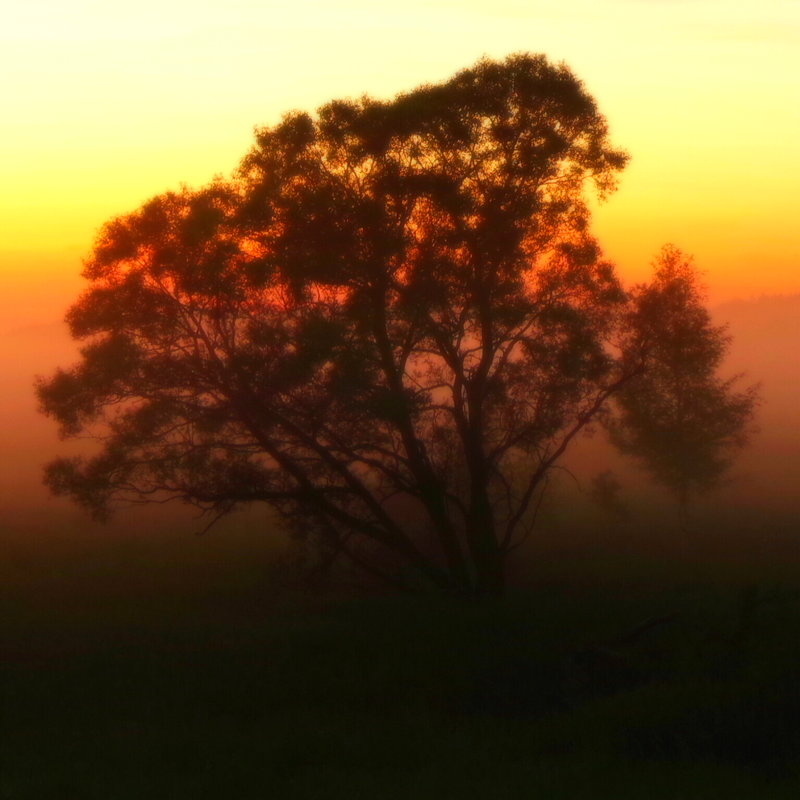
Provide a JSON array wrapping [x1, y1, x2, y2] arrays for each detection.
[[611, 245, 758, 511], [37, 54, 754, 595]]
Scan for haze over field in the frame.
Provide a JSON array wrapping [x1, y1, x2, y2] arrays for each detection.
[[2, 292, 797, 535]]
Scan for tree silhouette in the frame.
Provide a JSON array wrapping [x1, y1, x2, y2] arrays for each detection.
[[36, 55, 751, 595], [610, 245, 758, 517]]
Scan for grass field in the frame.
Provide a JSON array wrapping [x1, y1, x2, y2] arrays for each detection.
[[3, 509, 800, 798]]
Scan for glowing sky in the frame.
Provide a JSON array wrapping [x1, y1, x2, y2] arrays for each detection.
[[2, 0, 799, 316]]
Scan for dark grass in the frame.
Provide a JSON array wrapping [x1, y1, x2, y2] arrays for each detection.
[[3, 512, 800, 798]]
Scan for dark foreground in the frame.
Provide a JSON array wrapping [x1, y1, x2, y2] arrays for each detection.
[[3, 517, 800, 798]]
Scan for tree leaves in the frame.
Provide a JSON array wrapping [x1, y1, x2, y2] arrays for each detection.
[[36, 56, 751, 594], [611, 246, 758, 506]]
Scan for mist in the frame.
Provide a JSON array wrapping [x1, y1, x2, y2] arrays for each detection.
[[2, 288, 798, 587], [3, 279, 800, 796]]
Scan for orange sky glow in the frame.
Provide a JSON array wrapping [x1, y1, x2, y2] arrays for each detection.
[[3, 0, 799, 318], [1, 0, 799, 514]]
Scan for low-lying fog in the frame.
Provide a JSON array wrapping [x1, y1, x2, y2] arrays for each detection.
[[2, 289, 798, 603]]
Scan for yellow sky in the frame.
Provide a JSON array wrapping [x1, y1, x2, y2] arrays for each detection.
[[2, 0, 799, 321]]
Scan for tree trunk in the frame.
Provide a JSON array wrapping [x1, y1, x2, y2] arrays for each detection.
[[466, 489, 505, 597]]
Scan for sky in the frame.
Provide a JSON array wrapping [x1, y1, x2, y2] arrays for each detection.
[[1, 0, 798, 516], [2, 0, 799, 316]]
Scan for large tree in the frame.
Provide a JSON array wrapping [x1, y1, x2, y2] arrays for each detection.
[[37, 54, 750, 595]]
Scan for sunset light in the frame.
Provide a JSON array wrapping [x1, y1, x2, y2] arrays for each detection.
[[3, 3, 800, 794], [3, 0, 799, 307]]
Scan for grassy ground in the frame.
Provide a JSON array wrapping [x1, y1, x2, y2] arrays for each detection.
[[3, 514, 800, 798]]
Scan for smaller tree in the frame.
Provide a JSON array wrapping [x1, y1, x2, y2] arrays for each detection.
[[610, 245, 759, 516]]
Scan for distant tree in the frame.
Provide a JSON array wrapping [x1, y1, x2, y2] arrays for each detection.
[[36, 55, 751, 596], [589, 471, 629, 523], [610, 245, 758, 517]]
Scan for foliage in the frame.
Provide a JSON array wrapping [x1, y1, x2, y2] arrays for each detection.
[[610, 245, 758, 509], [37, 55, 752, 595]]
